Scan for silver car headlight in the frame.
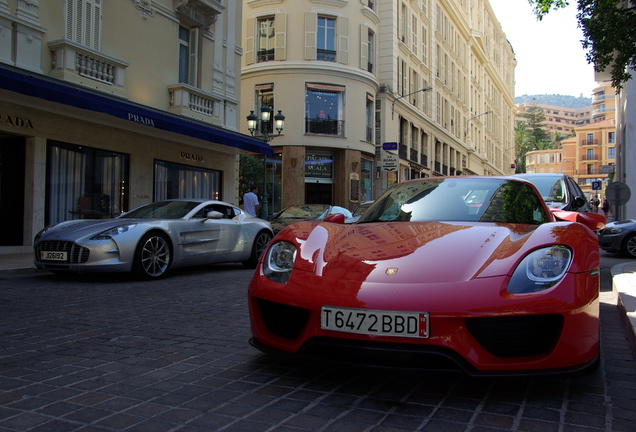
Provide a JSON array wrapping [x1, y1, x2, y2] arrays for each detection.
[[263, 241, 297, 283], [508, 245, 572, 294], [604, 227, 624, 235], [91, 224, 137, 240]]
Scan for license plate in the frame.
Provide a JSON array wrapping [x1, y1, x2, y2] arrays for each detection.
[[321, 306, 429, 338], [41, 251, 68, 261]]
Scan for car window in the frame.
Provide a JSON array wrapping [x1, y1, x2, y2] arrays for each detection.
[[276, 205, 330, 219], [121, 201, 198, 219], [358, 178, 549, 225]]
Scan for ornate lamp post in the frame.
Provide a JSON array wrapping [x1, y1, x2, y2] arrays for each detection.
[[246, 104, 285, 218]]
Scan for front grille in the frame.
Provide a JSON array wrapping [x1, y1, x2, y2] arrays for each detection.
[[35, 241, 90, 264], [258, 299, 309, 340], [466, 314, 563, 357]]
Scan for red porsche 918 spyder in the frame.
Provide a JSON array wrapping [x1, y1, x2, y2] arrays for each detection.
[[248, 177, 606, 376]]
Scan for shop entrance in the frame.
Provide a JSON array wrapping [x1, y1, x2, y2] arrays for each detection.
[[305, 182, 332, 204], [0, 136, 25, 246]]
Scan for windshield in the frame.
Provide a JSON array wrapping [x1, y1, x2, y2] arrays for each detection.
[[275, 204, 331, 219], [358, 178, 549, 225], [518, 176, 568, 207], [120, 201, 199, 219]]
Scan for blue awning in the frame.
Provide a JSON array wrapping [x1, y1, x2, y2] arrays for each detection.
[[0, 64, 273, 155]]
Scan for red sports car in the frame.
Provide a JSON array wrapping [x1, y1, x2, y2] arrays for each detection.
[[248, 177, 606, 376]]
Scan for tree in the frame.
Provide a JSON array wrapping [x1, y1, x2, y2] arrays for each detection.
[[515, 104, 554, 172], [528, 0, 636, 90], [239, 154, 264, 204]]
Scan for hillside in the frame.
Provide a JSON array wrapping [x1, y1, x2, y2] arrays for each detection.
[[515, 94, 592, 109]]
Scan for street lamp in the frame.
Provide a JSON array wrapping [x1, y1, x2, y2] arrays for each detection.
[[247, 104, 285, 143], [246, 104, 285, 218], [391, 86, 433, 119]]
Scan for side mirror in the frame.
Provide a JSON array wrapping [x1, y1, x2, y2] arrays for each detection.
[[573, 196, 587, 209], [204, 211, 224, 220], [324, 213, 345, 224]]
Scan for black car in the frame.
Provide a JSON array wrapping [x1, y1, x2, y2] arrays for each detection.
[[514, 173, 592, 212]]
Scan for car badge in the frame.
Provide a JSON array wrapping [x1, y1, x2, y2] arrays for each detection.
[[386, 268, 398, 276]]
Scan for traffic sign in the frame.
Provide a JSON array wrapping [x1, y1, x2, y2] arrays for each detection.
[[381, 151, 398, 172], [606, 182, 631, 205], [592, 181, 601, 190], [383, 142, 398, 151]]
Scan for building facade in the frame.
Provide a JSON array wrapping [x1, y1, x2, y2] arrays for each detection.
[[241, 0, 516, 215], [0, 0, 271, 252]]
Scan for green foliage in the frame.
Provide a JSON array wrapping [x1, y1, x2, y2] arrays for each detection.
[[528, 0, 636, 90], [239, 154, 264, 202], [515, 94, 592, 108]]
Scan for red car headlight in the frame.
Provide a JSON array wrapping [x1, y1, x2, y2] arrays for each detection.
[[263, 240, 297, 283], [508, 245, 572, 294]]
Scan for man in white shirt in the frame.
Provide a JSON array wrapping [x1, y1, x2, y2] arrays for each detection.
[[243, 185, 260, 217]]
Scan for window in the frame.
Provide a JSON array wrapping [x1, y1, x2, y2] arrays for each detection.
[[366, 94, 374, 142], [66, 0, 102, 49], [305, 84, 344, 136], [47, 141, 129, 225], [367, 30, 375, 73], [257, 17, 275, 62], [178, 25, 199, 85], [609, 132, 615, 143], [317, 16, 336, 61], [154, 160, 221, 201], [609, 147, 615, 159], [587, 149, 595, 160], [421, 24, 428, 65], [586, 133, 594, 145], [254, 84, 275, 135]]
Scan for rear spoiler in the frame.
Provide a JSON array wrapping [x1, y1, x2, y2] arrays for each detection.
[[551, 209, 606, 231]]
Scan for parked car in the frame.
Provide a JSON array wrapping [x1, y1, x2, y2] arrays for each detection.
[[34, 199, 273, 279], [514, 173, 592, 212], [248, 177, 605, 376], [349, 200, 374, 223], [269, 204, 353, 233], [598, 219, 636, 257]]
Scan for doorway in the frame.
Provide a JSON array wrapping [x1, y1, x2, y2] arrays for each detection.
[[305, 182, 332, 204], [0, 136, 25, 246]]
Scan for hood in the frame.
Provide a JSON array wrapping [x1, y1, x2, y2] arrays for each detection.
[[288, 221, 552, 284], [40, 218, 142, 240]]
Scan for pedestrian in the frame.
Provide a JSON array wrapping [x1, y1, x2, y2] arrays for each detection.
[[602, 198, 609, 218], [590, 195, 600, 213], [243, 185, 260, 217]]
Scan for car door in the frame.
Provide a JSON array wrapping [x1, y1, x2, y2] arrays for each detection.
[[184, 204, 241, 257]]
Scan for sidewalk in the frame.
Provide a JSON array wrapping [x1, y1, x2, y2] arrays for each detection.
[[2, 250, 636, 360]]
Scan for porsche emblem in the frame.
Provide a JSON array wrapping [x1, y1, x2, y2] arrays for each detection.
[[385, 268, 399, 276]]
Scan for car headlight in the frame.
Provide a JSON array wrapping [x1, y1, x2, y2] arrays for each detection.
[[508, 245, 572, 294], [263, 241, 297, 283], [604, 227, 624, 235], [90, 224, 137, 240]]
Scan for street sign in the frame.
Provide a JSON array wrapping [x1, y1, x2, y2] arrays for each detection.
[[383, 142, 398, 151], [605, 182, 631, 205], [592, 181, 601, 191], [600, 165, 615, 174], [381, 151, 398, 172]]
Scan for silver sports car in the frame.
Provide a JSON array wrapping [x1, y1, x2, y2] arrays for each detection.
[[33, 199, 274, 279]]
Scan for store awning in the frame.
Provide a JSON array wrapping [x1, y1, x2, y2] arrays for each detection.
[[0, 64, 273, 155]]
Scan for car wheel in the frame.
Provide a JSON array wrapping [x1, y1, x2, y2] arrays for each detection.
[[622, 233, 636, 258], [243, 230, 273, 269], [133, 232, 172, 279]]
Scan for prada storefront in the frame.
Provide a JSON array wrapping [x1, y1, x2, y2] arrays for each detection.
[[0, 65, 272, 252]]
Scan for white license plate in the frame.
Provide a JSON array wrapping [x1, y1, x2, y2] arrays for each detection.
[[321, 306, 429, 338], [41, 251, 68, 261]]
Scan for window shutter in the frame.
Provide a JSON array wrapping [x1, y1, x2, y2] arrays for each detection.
[[189, 27, 199, 86], [337, 16, 348, 64], [245, 18, 255, 65], [360, 24, 368, 70], [304, 13, 317, 60], [274, 13, 286, 61]]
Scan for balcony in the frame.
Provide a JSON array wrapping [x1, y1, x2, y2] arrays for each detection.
[[305, 118, 344, 136], [48, 39, 129, 98], [168, 84, 217, 119]]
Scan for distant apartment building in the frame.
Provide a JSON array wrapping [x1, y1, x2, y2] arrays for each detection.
[[241, 0, 516, 213], [0, 0, 270, 251], [524, 85, 617, 200]]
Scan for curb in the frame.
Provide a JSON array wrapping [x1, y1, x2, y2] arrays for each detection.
[[612, 262, 636, 361]]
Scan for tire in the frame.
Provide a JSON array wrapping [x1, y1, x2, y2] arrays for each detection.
[[621, 233, 636, 258], [243, 230, 273, 269], [133, 232, 172, 279]]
